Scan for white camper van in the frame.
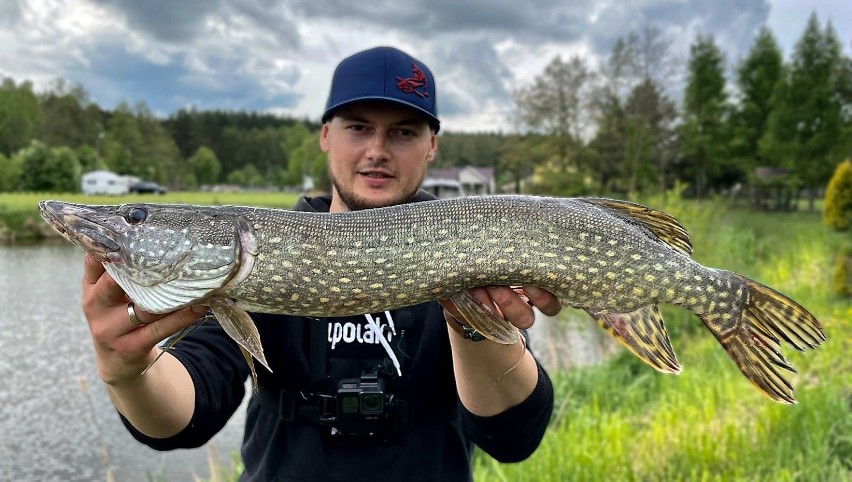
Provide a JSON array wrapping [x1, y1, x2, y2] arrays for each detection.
[[81, 170, 130, 195]]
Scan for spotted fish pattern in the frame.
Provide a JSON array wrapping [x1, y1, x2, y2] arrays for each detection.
[[39, 195, 826, 402]]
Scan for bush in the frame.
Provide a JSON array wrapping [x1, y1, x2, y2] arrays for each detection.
[[832, 245, 851, 297], [823, 159, 852, 231], [15, 141, 82, 192]]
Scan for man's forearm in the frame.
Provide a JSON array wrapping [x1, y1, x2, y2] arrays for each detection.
[[448, 328, 538, 416], [105, 351, 196, 439]]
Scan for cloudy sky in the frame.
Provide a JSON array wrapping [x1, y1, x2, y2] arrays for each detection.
[[1, 0, 849, 132]]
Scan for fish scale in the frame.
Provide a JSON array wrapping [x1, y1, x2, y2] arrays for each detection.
[[39, 195, 826, 403]]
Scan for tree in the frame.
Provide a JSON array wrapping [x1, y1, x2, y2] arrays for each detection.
[[38, 79, 103, 149], [514, 55, 595, 170], [732, 27, 783, 173], [169, 107, 204, 159], [102, 103, 143, 175], [101, 102, 182, 185], [761, 13, 845, 210], [680, 34, 730, 198], [283, 124, 323, 188], [0, 78, 43, 156], [590, 25, 679, 196], [227, 163, 264, 187], [190, 146, 222, 186], [0, 152, 22, 191], [623, 79, 678, 195], [587, 97, 626, 193], [16, 141, 81, 192]]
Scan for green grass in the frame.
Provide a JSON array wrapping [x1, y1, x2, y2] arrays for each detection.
[[0, 191, 301, 241], [474, 201, 851, 481]]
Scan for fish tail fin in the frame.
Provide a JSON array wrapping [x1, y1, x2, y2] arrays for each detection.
[[702, 272, 826, 404], [590, 305, 682, 374]]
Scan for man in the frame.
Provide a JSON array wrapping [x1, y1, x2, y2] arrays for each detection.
[[81, 46, 560, 481]]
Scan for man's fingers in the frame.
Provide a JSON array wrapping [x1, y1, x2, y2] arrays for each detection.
[[486, 286, 535, 329], [132, 305, 208, 348], [523, 286, 562, 316], [439, 285, 561, 331], [83, 253, 105, 285]]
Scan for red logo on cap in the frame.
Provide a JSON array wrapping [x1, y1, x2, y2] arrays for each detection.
[[396, 63, 429, 99]]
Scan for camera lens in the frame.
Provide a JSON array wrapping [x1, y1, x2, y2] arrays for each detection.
[[360, 393, 384, 414]]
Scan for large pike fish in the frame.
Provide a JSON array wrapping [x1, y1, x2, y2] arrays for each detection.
[[39, 195, 825, 403]]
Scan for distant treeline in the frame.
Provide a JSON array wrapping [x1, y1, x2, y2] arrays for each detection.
[[0, 13, 850, 203]]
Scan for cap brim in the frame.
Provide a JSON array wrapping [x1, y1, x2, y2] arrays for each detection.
[[322, 96, 440, 132]]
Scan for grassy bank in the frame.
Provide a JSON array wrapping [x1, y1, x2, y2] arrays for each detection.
[[474, 201, 851, 481], [0, 191, 301, 242]]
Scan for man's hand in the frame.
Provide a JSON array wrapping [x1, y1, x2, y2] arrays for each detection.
[[81, 253, 204, 386], [82, 253, 201, 438], [439, 286, 560, 416], [438, 286, 561, 331]]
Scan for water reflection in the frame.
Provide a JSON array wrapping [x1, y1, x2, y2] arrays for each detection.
[[0, 244, 246, 482]]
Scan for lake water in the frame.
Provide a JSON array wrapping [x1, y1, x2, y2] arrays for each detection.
[[0, 243, 609, 481], [0, 244, 247, 481]]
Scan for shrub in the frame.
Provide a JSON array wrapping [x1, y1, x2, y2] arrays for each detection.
[[832, 245, 851, 297], [823, 159, 852, 231]]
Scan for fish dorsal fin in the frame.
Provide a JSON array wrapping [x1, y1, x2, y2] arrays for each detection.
[[578, 197, 693, 256]]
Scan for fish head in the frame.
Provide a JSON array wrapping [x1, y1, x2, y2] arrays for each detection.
[[39, 201, 255, 312]]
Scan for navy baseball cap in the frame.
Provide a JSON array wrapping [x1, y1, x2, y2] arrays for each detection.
[[322, 46, 440, 132]]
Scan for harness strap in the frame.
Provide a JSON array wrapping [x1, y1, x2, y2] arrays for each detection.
[[255, 385, 455, 432]]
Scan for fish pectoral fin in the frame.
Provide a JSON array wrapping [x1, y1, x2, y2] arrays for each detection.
[[208, 298, 270, 391], [448, 291, 519, 345], [590, 305, 682, 374], [578, 197, 693, 256]]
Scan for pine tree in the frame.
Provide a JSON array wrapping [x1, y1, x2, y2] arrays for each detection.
[[733, 27, 783, 172], [680, 34, 729, 198], [761, 13, 845, 210]]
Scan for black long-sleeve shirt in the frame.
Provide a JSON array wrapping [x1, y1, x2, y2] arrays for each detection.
[[122, 192, 554, 481]]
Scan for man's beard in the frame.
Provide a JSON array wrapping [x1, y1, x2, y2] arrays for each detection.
[[330, 172, 424, 211]]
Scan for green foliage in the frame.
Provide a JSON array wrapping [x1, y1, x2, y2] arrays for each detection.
[[226, 163, 264, 187], [190, 146, 222, 186], [38, 79, 103, 148], [0, 77, 43, 156], [680, 34, 731, 198], [732, 27, 783, 172], [0, 151, 22, 192], [283, 126, 325, 188], [622, 79, 677, 195], [514, 55, 594, 170], [823, 159, 852, 231], [760, 13, 845, 208], [15, 141, 81, 192], [832, 245, 852, 297]]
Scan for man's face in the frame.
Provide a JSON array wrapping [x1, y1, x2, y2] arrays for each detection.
[[320, 101, 437, 212]]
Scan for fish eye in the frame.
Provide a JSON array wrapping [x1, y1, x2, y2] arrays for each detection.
[[125, 207, 148, 225]]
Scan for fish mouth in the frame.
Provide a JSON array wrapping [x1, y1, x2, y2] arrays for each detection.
[[39, 201, 121, 260]]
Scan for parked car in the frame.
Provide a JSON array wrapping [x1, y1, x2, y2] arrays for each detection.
[[129, 181, 167, 194]]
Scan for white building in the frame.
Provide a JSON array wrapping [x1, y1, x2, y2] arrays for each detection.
[[81, 170, 131, 195], [422, 166, 495, 196]]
